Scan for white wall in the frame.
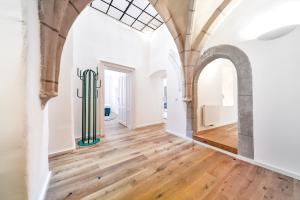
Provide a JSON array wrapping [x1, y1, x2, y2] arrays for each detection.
[[149, 25, 187, 137], [72, 7, 152, 134], [24, 1, 50, 199], [0, 1, 50, 199], [0, 0, 27, 199], [49, 5, 186, 153], [72, 7, 184, 134], [48, 30, 75, 155], [197, 59, 238, 131], [204, 0, 300, 177]]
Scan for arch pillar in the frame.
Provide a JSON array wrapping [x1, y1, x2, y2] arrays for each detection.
[[38, 0, 90, 106]]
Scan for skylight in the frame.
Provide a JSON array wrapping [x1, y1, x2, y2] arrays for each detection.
[[90, 0, 164, 33]]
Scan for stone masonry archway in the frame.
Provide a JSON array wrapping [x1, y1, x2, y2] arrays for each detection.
[[38, 0, 185, 106], [38, 0, 236, 107], [191, 45, 254, 158]]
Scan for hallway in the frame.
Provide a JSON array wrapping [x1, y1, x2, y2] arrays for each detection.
[[3, 0, 300, 199], [46, 125, 300, 200]]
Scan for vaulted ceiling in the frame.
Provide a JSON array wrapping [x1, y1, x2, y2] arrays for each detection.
[[148, 0, 239, 100], [38, 0, 239, 105]]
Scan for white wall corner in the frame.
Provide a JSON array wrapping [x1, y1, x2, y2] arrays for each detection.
[[37, 171, 51, 200], [166, 129, 191, 141]]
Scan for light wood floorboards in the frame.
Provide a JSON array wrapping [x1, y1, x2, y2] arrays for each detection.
[[46, 124, 300, 200], [194, 123, 238, 154]]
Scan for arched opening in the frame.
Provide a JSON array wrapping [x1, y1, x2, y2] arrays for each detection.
[[149, 69, 168, 123], [44, 2, 185, 198], [194, 58, 238, 154], [192, 45, 254, 158]]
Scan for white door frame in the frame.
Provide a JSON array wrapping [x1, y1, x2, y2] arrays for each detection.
[[99, 60, 136, 135]]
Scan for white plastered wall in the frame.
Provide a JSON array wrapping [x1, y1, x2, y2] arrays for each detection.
[[71, 7, 185, 133], [204, 0, 300, 177], [24, 0, 51, 199], [0, 0, 27, 199], [48, 6, 187, 153], [48, 30, 76, 155], [149, 25, 187, 137], [197, 59, 238, 131], [0, 0, 50, 199]]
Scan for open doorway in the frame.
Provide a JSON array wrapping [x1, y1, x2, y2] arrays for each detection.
[[193, 58, 238, 154], [100, 61, 135, 135], [163, 78, 167, 121], [104, 69, 127, 131]]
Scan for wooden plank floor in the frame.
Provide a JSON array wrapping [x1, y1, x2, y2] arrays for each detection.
[[194, 124, 238, 154], [46, 124, 300, 200]]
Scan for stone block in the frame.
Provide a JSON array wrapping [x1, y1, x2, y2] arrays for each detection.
[[238, 135, 254, 158], [183, 66, 194, 84], [237, 60, 252, 78], [238, 76, 252, 96], [55, 37, 66, 81], [238, 95, 253, 137], [184, 82, 193, 102], [180, 50, 200, 66], [174, 34, 184, 53], [165, 18, 180, 41], [154, 1, 171, 23], [192, 31, 207, 52], [40, 23, 59, 80], [59, 3, 79, 38], [149, 0, 158, 7], [39, 0, 69, 29], [70, 0, 91, 12]]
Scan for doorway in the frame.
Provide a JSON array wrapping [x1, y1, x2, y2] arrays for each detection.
[[163, 78, 167, 121], [192, 45, 254, 158], [193, 58, 238, 153], [104, 69, 127, 132], [100, 61, 135, 136]]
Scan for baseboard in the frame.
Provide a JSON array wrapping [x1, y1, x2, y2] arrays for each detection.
[[166, 129, 188, 139], [237, 156, 300, 181], [48, 147, 75, 158], [38, 171, 52, 200], [135, 122, 165, 130], [166, 130, 300, 181]]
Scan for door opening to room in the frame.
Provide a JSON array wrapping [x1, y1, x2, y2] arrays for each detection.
[[163, 78, 167, 120], [104, 69, 130, 132], [193, 58, 238, 154]]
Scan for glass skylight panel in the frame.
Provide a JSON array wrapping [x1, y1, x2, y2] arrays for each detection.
[[148, 22, 156, 29], [139, 12, 152, 24], [156, 14, 163, 22], [102, 0, 111, 3], [142, 26, 153, 33], [150, 18, 161, 27], [145, 5, 157, 16], [107, 6, 123, 19], [127, 4, 142, 18], [92, 0, 109, 13], [121, 14, 135, 26], [112, 0, 129, 12], [90, 0, 164, 33], [132, 0, 149, 10], [132, 20, 145, 31]]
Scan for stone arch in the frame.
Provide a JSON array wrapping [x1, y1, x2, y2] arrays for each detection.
[[192, 44, 254, 158], [38, 0, 182, 107]]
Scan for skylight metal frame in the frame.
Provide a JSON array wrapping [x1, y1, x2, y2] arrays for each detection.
[[90, 0, 164, 32]]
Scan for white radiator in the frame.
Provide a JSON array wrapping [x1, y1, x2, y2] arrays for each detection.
[[202, 105, 221, 127]]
